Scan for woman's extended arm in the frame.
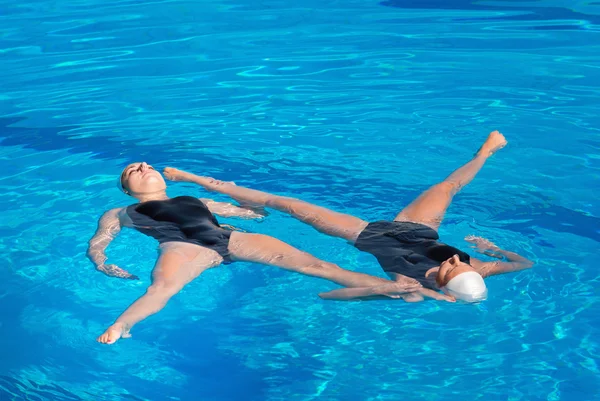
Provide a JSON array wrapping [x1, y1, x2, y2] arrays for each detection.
[[318, 285, 455, 302], [465, 236, 534, 278], [87, 208, 138, 280]]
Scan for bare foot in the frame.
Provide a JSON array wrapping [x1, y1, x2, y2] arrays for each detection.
[[477, 130, 507, 157], [97, 323, 131, 344]]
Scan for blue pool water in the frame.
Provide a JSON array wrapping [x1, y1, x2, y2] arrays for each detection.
[[1, 0, 599, 400]]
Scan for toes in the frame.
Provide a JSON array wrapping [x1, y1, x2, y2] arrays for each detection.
[[106, 332, 119, 344], [97, 327, 124, 345]]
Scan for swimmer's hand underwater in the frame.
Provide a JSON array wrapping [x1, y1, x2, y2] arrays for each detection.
[[465, 235, 533, 274], [465, 235, 503, 258], [97, 264, 139, 280]]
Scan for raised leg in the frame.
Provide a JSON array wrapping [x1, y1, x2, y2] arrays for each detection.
[[265, 196, 367, 242], [164, 168, 368, 243], [97, 243, 222, 344], [394, 131, 507, 230]]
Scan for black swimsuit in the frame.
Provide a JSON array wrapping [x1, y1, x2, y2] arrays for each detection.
[[354, 221, 470, 289], [126, 196, 233, 262]]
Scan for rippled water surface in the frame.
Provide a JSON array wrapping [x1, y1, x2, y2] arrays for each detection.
[[1, 0, 599, 400]]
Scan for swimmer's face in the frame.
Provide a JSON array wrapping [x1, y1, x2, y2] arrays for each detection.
[[120, 162, 166, 195], [435, 254, 480, 288]]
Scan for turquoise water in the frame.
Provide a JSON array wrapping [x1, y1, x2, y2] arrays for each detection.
[[1, 0, 599, 400]]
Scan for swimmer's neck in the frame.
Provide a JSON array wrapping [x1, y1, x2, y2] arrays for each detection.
[[133, 190, 169, 203]]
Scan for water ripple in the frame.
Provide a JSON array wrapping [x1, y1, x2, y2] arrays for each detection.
[[1, 0, 599, 400]]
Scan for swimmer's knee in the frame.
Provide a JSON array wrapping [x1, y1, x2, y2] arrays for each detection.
[[265, 196, 283, 208], [147, 282, 182, 298], [266, 196, 301, 213], [434, 181, 459, 195]]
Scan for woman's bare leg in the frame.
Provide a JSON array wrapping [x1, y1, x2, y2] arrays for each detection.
[[164, 168, 367, 242], [394, 131, 507, 230], [228, 232, 417, 289], [264, 195, 367, 242], [97, 244, 222, 344], [228, 232, 456, 301]]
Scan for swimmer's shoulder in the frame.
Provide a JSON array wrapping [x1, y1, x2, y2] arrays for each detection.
[[99, 206, 133, 227]]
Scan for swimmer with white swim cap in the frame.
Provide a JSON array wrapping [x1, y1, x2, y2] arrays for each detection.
[[163, 131, 534, 303]]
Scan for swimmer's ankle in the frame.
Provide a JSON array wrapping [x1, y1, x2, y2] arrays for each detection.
[[113, 321, 131, 334]]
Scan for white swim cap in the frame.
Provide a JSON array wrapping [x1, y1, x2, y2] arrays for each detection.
[[442, 271, 488, 303]]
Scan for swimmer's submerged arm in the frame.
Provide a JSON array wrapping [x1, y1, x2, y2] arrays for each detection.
[[87, 208, 138, 280], [318, 286, 400, 301], [200, 198, 267, 219], [470, 249, 534, 278], [87, 208, 121, 266], [319, 285, 454, 303], [465, 235, 533, 277]]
